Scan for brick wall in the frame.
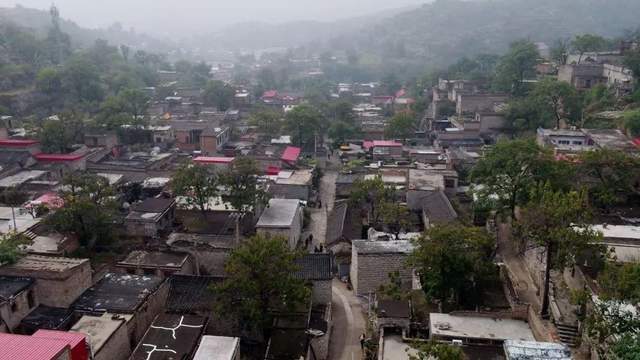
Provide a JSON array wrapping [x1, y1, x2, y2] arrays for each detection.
[[126, 282, 169, 350], [0, 286, 37, 331], [34, 261, 92, 308], [95, 319, 130, 360], [351, 252, 412, 296], [310, 303, 332, 360]]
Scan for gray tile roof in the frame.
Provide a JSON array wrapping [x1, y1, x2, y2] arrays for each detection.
[[422, 190, 457, 223], [293, 254, 332, 281]]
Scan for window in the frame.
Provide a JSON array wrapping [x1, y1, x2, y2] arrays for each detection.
[[572, 141, 583, 145], [143, 268, 155, 276], [558, 140, 570, 145]]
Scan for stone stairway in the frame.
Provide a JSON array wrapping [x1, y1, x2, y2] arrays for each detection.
[[556, 323, 579, 347]]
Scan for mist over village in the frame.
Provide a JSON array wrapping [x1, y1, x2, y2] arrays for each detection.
[[0, 0, 639, 359]]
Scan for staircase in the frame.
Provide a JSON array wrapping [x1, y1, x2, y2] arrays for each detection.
[[556, 323, 579, 347]]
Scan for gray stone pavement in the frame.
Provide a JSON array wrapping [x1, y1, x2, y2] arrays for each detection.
[[330, 279, 366, 360], [307, 170, 337, 251]]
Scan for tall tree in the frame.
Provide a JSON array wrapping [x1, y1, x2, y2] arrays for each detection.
[[493, 40, 539, 95], [328, 121, 360, 148], [46, 172, 117, 250], [39, 111, 85, 153], [530, 78, 581, 129], [515, 184, 604, 317], [470, 139, 558, 218], [550, 38, 570, 65], [411, 224, 496, 310], [249, 110, 283, 138], [599, 261, 640, 304], [283, 105, 324, 148], [385, 111, 417, 142], [171, 164, 218, 219], [586, 298, 640, 359], [572, 34, 608, 64], [203, 80, 235, 111], [577, 149, 640, 209], [213, 234, 310, 339]]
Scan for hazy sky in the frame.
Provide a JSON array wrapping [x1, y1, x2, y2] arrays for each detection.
[[0, 0, 426, 35]]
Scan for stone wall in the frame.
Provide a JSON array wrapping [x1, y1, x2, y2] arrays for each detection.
[[0, 285, 37, 331], [36, 261, 92, 308], [312, 280, 332, 305], [351, 252, 412, 297], [310, 304, 332, 360]]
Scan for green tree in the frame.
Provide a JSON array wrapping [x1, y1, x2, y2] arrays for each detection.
[[61, 55, 104, 107], [470, 139, 558, 218], [249, 110, 283, 138], [411, 224, 496, 310], [220, 157, 270, 238], [385, 111, 417, 142], [328, 121, 360, 148], [0, 188, 29, 231], [171, 164, 218, 219], [213, 234, 310, 339], [35, 67, 62, 114], [550, 38, 570, 65], [599, 262, 640, 303], [531, 78, 581, 129], [409, 340, 466, 360], [572, 34, 608, 64], [493, 40, 539, 95], [203, 80, 235, 111], [350, 176, 394, 229], [624, 110, 640, 137], [118, 88, 150, 120], [577, 149, 640, 209], [46, 172, 117, 250], [283, 105, 324, 148], [515, 184, 604, 317], [585, 299, 640, 359], [39, 111, 85, 153], [0, 232, 31, 265]]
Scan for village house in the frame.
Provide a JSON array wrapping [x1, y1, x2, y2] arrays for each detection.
[[335, 173, 364, 199], [429, 313, 535, 345], [374, 299, 411, 335], [433, 128, 485, 150], [193, 156, 235, 171], [0, 331, 89, 360], [130, 314, 207, 360], [367, 140, 403, 160], [536, 127, 638, 156], [406, 169, 445, 211], [267, 169, 314, 202], [256, 198, 304, 249], [456, 93, 508, 117], [125, 197, 176, 238], [71, 312, 130, 360], [115, 250, 195, 278], [503, 340, 572, 360], [420, 190, 458, 228], [72, 273, 169, 350], [350, 240, 415, 297], [0, 276, 37, 332], [558, 63, 606, 90], [293, 253, 333, 304], [193, 336, 241, 360], [84, 132, 118, 149], [166, 233, 236, 276], [0, 255, 91, 308]]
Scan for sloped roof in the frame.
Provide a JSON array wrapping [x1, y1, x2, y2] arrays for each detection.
[[293, 254, 332, 281], [421, 190, 458, 223], [130, 198, 175, 213], [0, 333, 70, 360], [166, 275, 223, 313], [281, 146, 301, 163]]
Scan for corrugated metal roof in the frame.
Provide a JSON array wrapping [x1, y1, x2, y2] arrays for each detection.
[[280, 146, 301, 163]]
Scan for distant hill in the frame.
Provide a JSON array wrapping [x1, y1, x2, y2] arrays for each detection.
[[345, 0, 640, 67], [0, 5, 172, 53]]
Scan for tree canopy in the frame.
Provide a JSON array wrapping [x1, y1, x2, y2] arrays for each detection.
[[212, 234, 310, 339], [411, 224, 496, 310], [171, 164, 218, 218], [385, 111, 418, 142]]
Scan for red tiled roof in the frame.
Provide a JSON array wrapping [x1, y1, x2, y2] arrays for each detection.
[[0, 333, 70, 360], [262, 90, 278, 98], [363, 141, 374, 150], [395, 88, 407, 98], [281, 146, 301, 163], [373, 140, 402, 147], [34, 153, 86, 162], [27, 192, 64, 209], [633, 138, 640, 147], [266, 165, 281, 175], [32, 330, 87, 360], [0, 139, 39, 147], [193, 156, 235, 164]]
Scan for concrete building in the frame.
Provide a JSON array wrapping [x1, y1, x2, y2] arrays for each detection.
[[130, 314, 207, 360], [0, 276, 37, 332], [115, 251, 195, 278], [71, 313, 130, 360], [166, 233, 236, 276], [370, 141, 403, 160], [125, 198, 176, 238], [268, 169, 314, 202], [193, 336, 240, 360], [429, 313, 536, 345], [456, 93, 508, 117], [0, 255, 91, 308], [72, 273, 168, 350], [256, 199, 304, 249], [350, 240, 415, 297]]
